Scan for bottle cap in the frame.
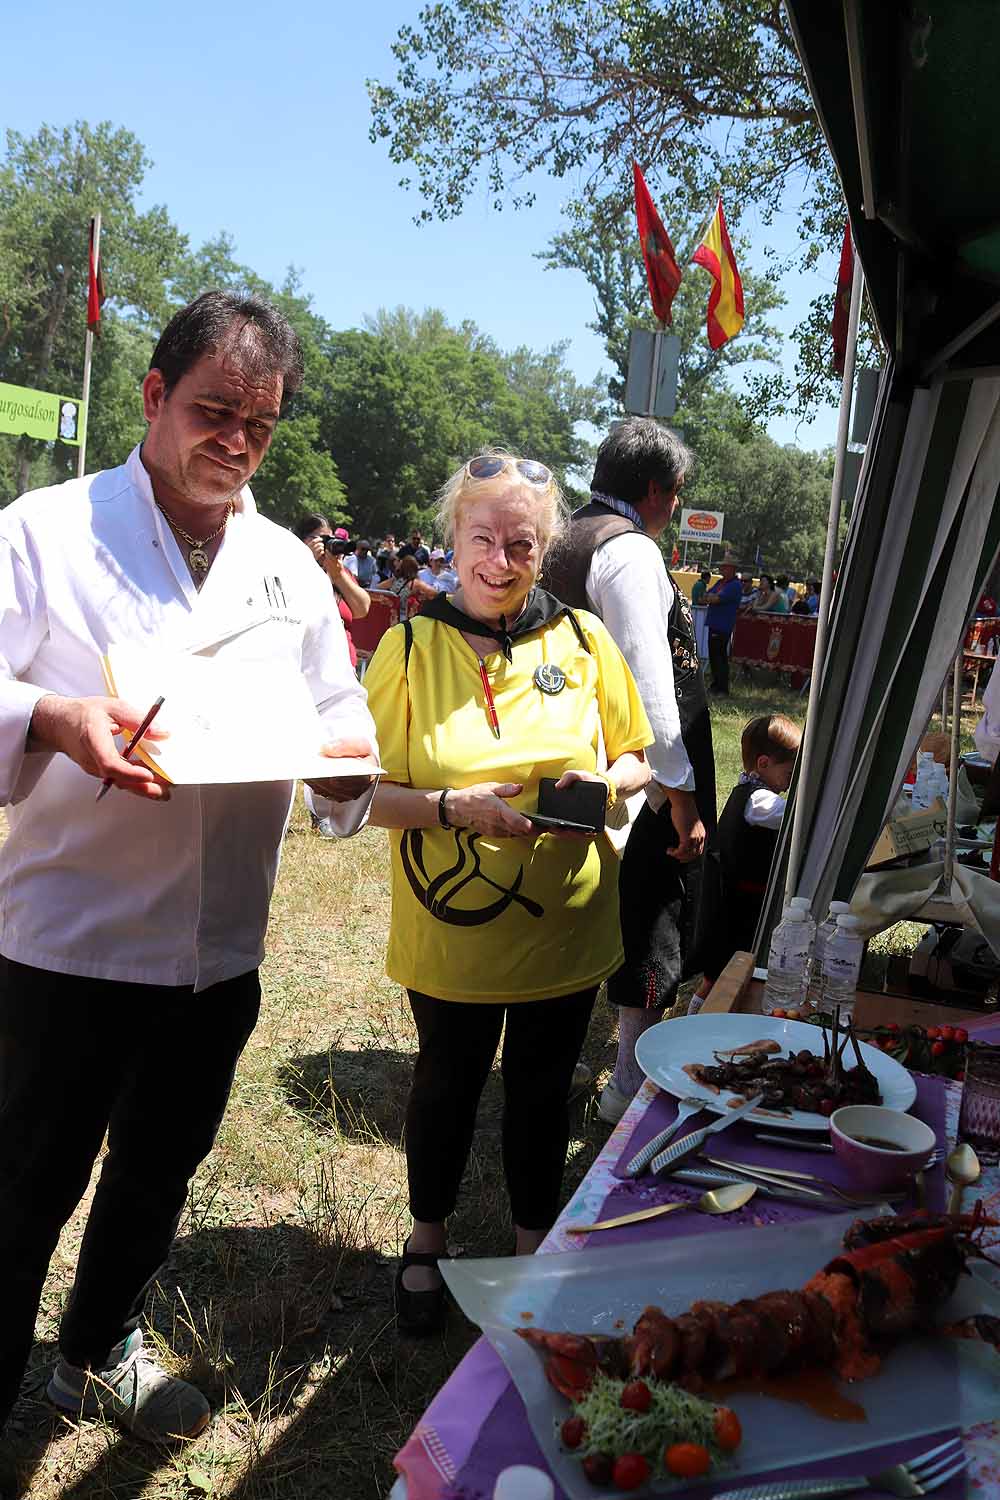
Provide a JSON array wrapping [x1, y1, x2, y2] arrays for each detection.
[[836, 914, 863, 930], [789, 897, 812, 911], [828, 901, 851, 915], [493, 1467, 556, 1500], [782, 908, 808, 922]]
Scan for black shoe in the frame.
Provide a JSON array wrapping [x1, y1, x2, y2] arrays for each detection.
[[394, 1241, 448, 1337]]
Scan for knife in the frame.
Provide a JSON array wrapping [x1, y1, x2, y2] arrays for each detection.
[[668, 1165, 851, 1211], [650, 1095, 765, 1174]]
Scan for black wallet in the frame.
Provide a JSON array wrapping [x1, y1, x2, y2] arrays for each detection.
[[527, 776, 608, 833]]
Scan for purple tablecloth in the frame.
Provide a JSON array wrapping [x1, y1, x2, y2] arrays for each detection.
[[394, 1073, 997, 1500]]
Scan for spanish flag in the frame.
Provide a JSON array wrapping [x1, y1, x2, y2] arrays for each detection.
[[691, 199, 744, 349]]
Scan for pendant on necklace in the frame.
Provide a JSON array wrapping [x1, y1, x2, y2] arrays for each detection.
[[188, 546, 210, 573]]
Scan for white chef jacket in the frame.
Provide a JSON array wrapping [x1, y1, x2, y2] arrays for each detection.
[[0, 446, 378, 991], [585, 534, 696, 806]]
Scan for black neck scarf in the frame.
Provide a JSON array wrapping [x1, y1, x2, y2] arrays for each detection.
[[420, 586, 571, 662]]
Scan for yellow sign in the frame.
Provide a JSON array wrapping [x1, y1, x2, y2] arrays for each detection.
[[0, 381, 84, 446]]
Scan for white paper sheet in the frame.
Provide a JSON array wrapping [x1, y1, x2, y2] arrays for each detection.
[[103, 644, 382, 785]]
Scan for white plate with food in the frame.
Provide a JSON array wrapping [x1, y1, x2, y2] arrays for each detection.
[[441, 1214, 1000, 1497], [635, 1013, 916, 1132]]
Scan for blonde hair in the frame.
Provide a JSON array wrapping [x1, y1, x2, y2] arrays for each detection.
[[741, 714, 802, 772], [434, 448, 569, 558]]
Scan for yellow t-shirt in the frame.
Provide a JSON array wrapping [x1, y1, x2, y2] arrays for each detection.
[[363, 608, 653, 1003]]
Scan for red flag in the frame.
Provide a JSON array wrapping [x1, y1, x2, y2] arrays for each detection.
[[691, 199, 744, 349], [87, 218, 105, 335], [633, 162, 682, 326], [831, 221, 853, 375], [671, 544, 681, 566]]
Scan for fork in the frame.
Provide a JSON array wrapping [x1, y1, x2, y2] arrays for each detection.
[[699, 1156, 907, 1207], [623, 1095, 706, 1177], [707, 1150, 944, 1190], [711, 1434, 966, 1500]]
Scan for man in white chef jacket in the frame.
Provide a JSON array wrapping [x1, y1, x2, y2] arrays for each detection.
[[0, 291, 379, 1451]]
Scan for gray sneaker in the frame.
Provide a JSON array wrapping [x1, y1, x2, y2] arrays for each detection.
[[47, 1329, 210, 1443]]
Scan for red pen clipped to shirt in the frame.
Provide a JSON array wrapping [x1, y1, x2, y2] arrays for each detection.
[[477, 660, 500, 739]]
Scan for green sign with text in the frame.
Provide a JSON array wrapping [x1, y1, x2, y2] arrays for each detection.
[[0, 381, 85, 446]]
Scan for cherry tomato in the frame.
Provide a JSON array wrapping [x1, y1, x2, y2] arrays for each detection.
[[582, 1453, 614, 1486], [926, 1027, 940, 1040], [665, 1442, 712, 1478], [620, 1380, 652, 1413], [770, 1008, 787, 1019], [955, 1027, 969, 1044], [819, 1098, 835, 1115], [887, 1022, 900, 1034], [561, 1416, 586, 1449], [612, 1454, 651, 1491], [939, 1025, 955, 1042], [714, 1406, 743, 1452], [545, 1355, 593, 1399], [932, 1040, 947, 1057]]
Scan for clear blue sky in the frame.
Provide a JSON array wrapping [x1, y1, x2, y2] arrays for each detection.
[[3, 0, 841, 452]]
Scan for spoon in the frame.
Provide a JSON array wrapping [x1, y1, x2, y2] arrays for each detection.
[[946, 1141, 981, 1215], [568, 1181, 757, 1234]]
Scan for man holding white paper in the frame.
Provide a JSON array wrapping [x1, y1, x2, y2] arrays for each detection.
[[0, 291, 378, 1453]]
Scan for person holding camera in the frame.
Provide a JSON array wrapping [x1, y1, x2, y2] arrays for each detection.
[[363, 450, 651, 1335], [293, 514, 371, 670]]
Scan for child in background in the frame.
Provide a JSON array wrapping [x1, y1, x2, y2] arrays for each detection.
[[689, 714, 802, 1010]]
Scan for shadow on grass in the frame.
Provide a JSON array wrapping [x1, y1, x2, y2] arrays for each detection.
[[279, 988, 619, 1149]]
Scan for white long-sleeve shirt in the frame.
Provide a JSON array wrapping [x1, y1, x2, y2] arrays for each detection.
[[585, 533, 696, 800], [975, 662, 1000, 763], [0, 446, 377, 991]]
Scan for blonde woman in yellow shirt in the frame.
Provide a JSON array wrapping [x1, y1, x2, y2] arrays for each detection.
[[365, 451, 653, 1335]]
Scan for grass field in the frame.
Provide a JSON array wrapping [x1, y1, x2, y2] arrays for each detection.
[[1, 674, 974, 1498]]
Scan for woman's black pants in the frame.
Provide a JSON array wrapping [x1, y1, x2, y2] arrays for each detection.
[[405, 986, 597, 1231]]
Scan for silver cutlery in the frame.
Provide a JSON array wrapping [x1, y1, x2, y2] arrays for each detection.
[[755, 1131, 834, 1151], [707, 1150, 944, 1189], [650, 1094, 765, 1175], [624, 1095, 707, 1177], [701, 1157, 906, 1208], [669, 1164, 900, 1211], [711, 1433, 966, 1500]]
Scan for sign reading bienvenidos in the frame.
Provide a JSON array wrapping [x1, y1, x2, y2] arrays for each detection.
[[679, 507, 725, 543], [0, 381, 85, 446]]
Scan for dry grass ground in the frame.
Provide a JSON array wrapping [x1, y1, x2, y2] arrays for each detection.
[[1, 673, 973, 1498]]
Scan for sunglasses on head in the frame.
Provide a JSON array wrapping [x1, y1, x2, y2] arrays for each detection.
[[465, 455, 552, 487]]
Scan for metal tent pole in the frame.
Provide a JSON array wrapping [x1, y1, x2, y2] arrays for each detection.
[[785, 247, 865, 903]]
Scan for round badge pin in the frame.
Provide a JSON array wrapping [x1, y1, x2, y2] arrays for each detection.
[[533, 663, 567, 695]]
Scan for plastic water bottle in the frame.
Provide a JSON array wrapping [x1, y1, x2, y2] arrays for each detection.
[[788, 896, 817, 952], [911, 751, 935, 810], [821, 914, 865, 1022], [493, 1467, 555, 1500], [762, 908, 812, 1015], [806, 900, 852, 1011]]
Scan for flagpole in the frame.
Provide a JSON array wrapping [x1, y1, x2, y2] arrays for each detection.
[[646, 320, 665, 415], [784, 245, 865, 904], [77, 212, 101, 480]]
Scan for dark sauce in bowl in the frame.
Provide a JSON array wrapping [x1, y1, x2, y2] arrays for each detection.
[[849, 1135, 906, 1151]]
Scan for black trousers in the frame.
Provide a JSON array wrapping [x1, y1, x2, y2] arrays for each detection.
[[708, 629, 731, 693], [0, 958, 260, 1428], [607, 802, 689, 1012], [405, 987, 597, 1231]]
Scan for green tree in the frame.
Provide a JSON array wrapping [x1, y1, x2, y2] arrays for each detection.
[[675, 391, 832, 576], [368, 0, 873, 417], [319, 310, 604, 534], [0, 121, 187, 497]]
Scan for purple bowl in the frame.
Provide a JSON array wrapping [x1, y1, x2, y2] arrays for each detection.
[[830, 1105, 936, 1192]]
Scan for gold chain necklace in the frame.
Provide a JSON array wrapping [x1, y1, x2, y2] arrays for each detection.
[[155, 499, 233, 574]]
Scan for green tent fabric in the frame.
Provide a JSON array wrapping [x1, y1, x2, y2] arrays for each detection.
[[755, 2, 1000, 946]]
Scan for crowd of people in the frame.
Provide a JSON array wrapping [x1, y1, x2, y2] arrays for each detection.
[[0, 290, 803, 1455]]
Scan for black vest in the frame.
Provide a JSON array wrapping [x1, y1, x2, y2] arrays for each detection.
[[544, 500, 717, 835]]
